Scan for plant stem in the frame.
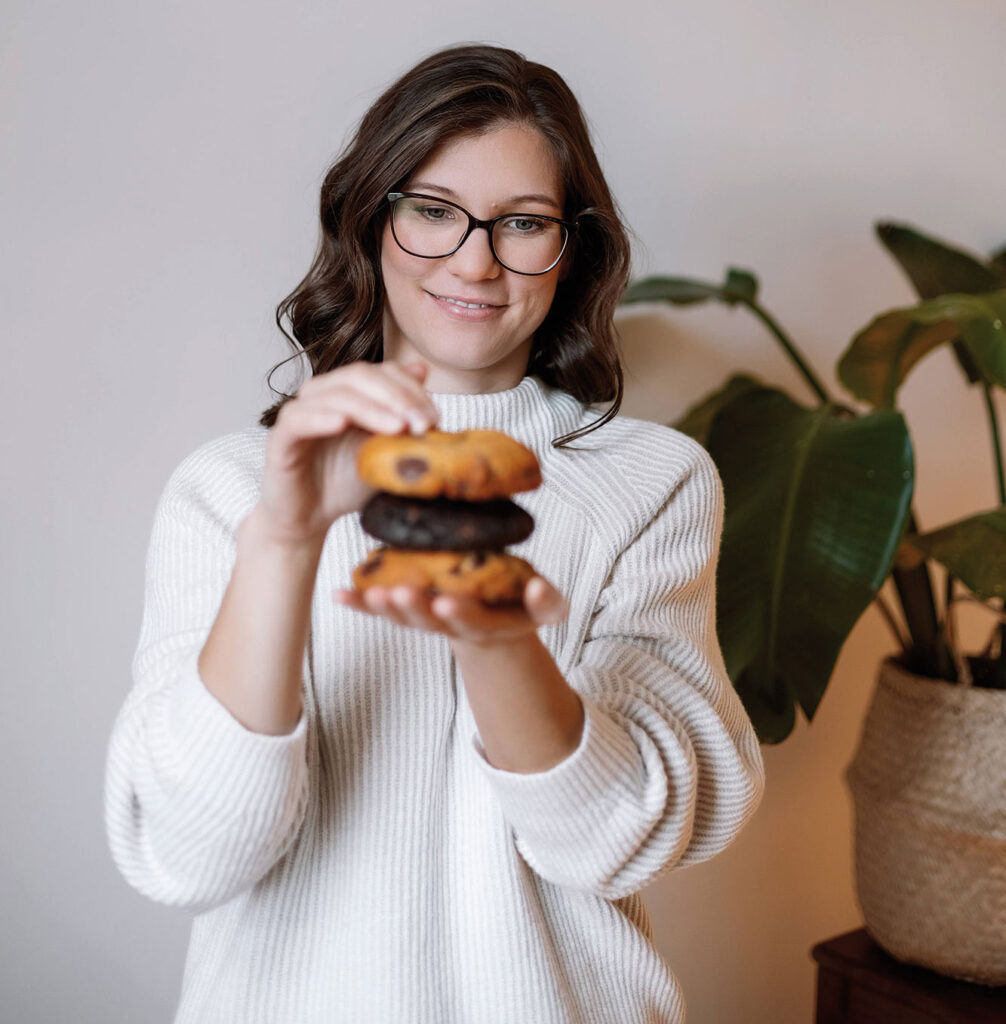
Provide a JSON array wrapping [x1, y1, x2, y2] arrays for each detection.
[[983, 383, 1006, 504], [945, 578, 973, 687], [743, 300, 834, 405], [874, 592, 910, 653], [944, 572, 957, 655], [980, 382, 1006, 678], [890, 510, 957, 681]]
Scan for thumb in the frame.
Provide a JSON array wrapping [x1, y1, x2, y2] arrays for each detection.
[[526, 576, 570, 625], [403, 360, 428, 380]]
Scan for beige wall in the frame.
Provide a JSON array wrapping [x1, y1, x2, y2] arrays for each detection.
[[3, 0, 1003, 1019]]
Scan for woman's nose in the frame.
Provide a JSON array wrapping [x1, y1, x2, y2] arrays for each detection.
[[445, 226, 501, 279]]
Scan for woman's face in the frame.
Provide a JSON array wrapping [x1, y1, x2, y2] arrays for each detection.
[[380, 123, 566, 394]]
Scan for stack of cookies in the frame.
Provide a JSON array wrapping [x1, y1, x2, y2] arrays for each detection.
[[350, 429, 541, 607]]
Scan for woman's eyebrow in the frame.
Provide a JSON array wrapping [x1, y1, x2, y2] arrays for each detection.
[[408, 181, 561, 208]]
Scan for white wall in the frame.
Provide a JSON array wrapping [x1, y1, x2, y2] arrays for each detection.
[[3, 1, 1003, 1020]]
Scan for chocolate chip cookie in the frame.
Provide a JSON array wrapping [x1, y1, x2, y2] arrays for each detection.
[[351, 547, 536, 607], [356, 429, 541, 500]]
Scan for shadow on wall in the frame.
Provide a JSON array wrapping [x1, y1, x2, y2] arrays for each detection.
[[614, 307, 811, 427]]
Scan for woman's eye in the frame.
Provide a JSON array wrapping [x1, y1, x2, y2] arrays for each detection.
[[505, 217, 545, 233], [419, 206, 452, 221]]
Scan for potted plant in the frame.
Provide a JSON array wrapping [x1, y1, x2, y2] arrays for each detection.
[[619, 223, 1006, 984]]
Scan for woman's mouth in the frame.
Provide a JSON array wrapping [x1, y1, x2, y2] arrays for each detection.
[[427, 292, 506, 321]]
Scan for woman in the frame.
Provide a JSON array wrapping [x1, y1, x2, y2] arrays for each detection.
[[105, 42, 765, 1024]]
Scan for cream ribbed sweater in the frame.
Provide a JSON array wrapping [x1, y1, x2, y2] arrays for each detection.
[[105, 373, 765, 1023]]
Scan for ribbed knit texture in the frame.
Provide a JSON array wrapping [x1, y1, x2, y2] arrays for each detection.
[[105, 374, 765, 1023]]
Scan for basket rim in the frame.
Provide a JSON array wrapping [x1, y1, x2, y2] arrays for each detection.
[[878, 656, 1006, 714]]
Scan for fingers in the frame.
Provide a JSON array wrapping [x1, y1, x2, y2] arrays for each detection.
[[384, 586, 449, 632], [430, 594, 532, 637], [524, 576, 570, 625], [384, 359, 429, 384], [306, 362, 437, 422], [275, 393, 395, 440], [335, 585, 452, 635], [333, 583, 560, 642], [338, 370, 438, 434], [274, 362, 439, 444]]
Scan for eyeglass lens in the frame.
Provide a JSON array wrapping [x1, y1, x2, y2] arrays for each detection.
[[391, 196, 566, 274]]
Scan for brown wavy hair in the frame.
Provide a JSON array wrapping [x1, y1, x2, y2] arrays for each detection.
[[260, 42, 632, 448]]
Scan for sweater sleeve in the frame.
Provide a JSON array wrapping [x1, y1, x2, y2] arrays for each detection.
[[103, 441, 310, 912], [470, 442, 765, 899]]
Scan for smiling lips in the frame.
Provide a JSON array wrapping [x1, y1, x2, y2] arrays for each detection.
[[431, 292, 503, 308], [427, 292, 506, 320]]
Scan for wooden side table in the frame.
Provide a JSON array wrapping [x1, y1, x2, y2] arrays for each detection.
[[811, 928, 1005, 1023]]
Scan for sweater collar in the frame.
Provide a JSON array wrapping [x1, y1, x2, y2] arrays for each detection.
[[427, 375, 586, 452]]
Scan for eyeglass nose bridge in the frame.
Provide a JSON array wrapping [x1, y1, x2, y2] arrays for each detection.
[[446, 212, 507, 266]]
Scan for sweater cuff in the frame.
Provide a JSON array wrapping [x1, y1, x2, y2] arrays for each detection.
[[160, 647, 308, 818], [470, 692, 647, 849]]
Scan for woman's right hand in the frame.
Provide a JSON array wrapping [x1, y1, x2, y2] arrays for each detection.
[[250, 360, 440, 546]]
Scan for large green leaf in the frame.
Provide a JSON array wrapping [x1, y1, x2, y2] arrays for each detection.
[[837, 290, 1006, 408], [876, 223, 1003, 297], [990, 245, 1006, 281], [672, 374, 763, 445], [875, 223, 1005, 384], [708, 385, 914, 743], [905, 508, 1006, 601], [621, 268, 758, 307]]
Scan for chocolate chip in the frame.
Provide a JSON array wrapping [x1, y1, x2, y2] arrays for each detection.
[[395, 456, 429, 480], [466, 551, 487, 569]]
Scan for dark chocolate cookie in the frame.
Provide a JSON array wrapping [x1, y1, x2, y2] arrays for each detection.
[[360, 492, 534, 551]]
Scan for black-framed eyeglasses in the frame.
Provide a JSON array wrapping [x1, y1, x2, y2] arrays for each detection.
[[386, 192, 577, 276]]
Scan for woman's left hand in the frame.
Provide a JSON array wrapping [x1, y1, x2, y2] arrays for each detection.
[[332, 576, 570, 648]]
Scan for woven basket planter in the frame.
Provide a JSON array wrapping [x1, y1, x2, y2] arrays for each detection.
[[845, 657, 1006, 986]]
